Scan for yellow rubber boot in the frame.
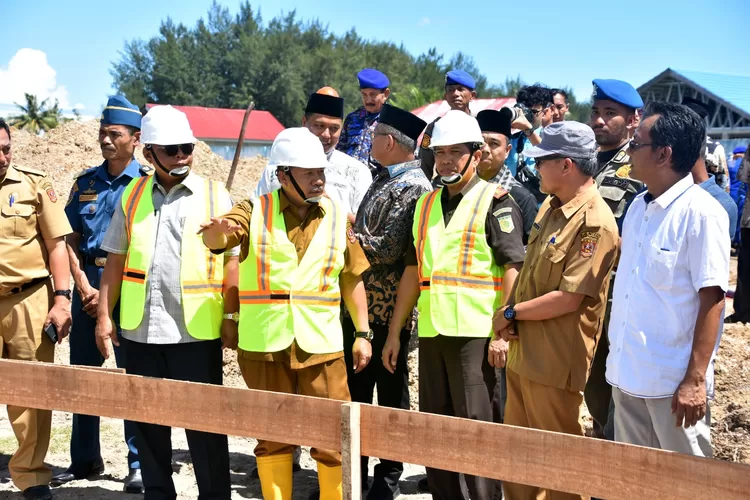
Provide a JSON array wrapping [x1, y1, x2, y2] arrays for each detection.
[[317, 462, 343, 500], [256, 454, 293, 500]]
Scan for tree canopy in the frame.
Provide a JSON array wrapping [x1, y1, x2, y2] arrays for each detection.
[[111, 1, 591, 126], [9, 93, 63, 134]]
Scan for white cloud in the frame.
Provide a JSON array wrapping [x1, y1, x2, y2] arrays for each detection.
[[418, 17, 431, 26], [73, 102, 85, 110], [0, 48, 70, 110]]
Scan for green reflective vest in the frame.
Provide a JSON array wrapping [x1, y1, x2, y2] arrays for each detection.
[[238, 191, 346, 354], [413, 179, 504, 338], [119, 175, 224, 340]]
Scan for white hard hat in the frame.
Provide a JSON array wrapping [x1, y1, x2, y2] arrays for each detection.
[[141, 105, 196, 145], [268, 127, 327, 170], [430, 110, 484, 148]]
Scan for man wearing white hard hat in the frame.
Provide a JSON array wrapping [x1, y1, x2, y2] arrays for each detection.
[[96, 105, 236, 499], [200, 127, 372, 500], [384, 110, 525, 500]]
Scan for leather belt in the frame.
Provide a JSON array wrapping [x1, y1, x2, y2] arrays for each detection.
[[85, 256, 108, 267], [0, 276, 50, 297]]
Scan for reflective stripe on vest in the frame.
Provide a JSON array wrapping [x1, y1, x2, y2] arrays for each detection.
[[413, 179, 504, 338], [238, 191, 346, 354], [119, 175, 224, 339]]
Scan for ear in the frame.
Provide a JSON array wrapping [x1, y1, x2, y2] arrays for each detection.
[[301, 115, 307, 127], [133, 131, 141, 146], [657, 145, 673, 168], [505, 142, 512, 155], [472, 149, 483, 163], [470, 90, 477, 100], [142, 146, 153, 163], [562, 157, 575, 174], [384, 88, 391, 100]]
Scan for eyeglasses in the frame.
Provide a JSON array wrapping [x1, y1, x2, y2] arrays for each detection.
[[628, 139, 653, 151], [536, 155, 564, 165], [531, 104, 553, 117], [156, 143, 195, 156]]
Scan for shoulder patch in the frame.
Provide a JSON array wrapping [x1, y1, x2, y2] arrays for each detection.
[[65, 182, 79, 207], [346, 220, 357, 244], [613, 149, 627, 162], [421, 134, 431, 149], [73, 166, 98, 179], [139, 165, 154, 176], [40, 181, 57, 203], [580, 231, 601, 258], [13, 164, 46, 177], [493, 186, 509, 200], [493, 206, 513, 217], [497, 214, 515, 233], [614, 164, 632, 178]]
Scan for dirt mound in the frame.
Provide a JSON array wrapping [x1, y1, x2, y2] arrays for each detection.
[[11, 120, 267, 201]]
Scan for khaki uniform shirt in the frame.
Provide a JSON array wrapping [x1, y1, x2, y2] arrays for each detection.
[[224, 190, 370, 368], [0, 164, 72, 294], [507, 184, 619, 392]]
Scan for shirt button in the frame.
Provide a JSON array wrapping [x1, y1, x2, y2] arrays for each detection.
[[645, 216, 649, 221], [638, 243, 642, 248], [625, 294, 629, 299], [15, 209, 19, 214]]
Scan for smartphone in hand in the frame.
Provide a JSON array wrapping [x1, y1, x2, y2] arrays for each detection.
[[44, 323, 58, 343]]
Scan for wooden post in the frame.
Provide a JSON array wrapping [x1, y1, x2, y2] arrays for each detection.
[[226, 101, 255, 190], [341, 403, 361, 500]]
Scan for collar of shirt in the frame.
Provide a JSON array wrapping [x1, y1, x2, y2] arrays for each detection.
[[2, 164, 22, 183], [152, 171, 203, 195], [549, 183, 599, 219], [489, 166, 521, 191], [97, 157, 142, 184], [644, 173, 694, 207], [386, 159, 422, 179]]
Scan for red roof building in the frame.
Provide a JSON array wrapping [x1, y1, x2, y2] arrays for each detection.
[[146, 104, 285, 159], [411, 97, 516, 123]]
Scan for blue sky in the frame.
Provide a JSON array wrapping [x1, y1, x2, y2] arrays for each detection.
[[2, 0, 749, 117]]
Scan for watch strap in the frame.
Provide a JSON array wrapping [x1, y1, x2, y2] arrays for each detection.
[[54, 290, 71, 300]]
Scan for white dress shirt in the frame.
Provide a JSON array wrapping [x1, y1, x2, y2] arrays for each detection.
[[254, 149, 372, 215], [606, 173, 730, 398]]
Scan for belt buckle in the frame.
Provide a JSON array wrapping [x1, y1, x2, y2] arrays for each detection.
[[94, 257, 107, 267]]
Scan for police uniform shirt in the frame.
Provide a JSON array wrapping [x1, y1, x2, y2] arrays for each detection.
[[405, 175, 526, 268], [1, 164, 72, 292], [593, 143, 643, 223], [65, 159, 151, 260], [220, 189, 370, 368], [507, 184, 619, 393]]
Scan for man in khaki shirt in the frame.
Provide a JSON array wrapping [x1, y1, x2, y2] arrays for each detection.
[[0, 118, 72, 500], [493, 122, 618, 500]]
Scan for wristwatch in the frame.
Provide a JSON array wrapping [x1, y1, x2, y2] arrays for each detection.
[[354, 329, 374, 342], [54, 290, 72, 300], [503, 305, 516, 321], [223, 312, 240, 323]]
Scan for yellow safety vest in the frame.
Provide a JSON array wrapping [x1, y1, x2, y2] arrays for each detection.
[[238, 191, 346, 354], [413, 179, 504, 338], [119, 175, 224, 339]]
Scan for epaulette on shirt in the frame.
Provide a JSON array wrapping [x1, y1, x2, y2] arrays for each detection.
[[139, 165, 154, 176], [73, 166, 98, 179], [493, 186, 509, 200], [13, 164, 47, 177]]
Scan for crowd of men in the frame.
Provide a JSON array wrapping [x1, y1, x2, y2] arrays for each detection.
[[0, 65, 746, 500]]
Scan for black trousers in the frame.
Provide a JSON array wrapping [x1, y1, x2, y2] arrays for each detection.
[[585, 286, 614, 440], [123, 338, 231, 500], [419, 335, 503, 500], [343, 317, 410, 498], [734, 228, 750, 321]]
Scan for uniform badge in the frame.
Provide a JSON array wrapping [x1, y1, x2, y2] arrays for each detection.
[[614, 165, 631, 178], [79, 194, 99, 202], [614, 150, 627, 162], [65, 183, 79, 206], [580, 231, 601, 258], [41, 182, 57, 203], [346, 224, 357, 244], [497, 214, 514, 233], [421, 134, 431, 149], [591, 83, 599, 100]]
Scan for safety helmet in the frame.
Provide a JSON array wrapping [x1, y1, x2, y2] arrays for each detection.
[[141, 105, 196, 145], [268, 128, 328, 170], [430, 110, 483, 149]]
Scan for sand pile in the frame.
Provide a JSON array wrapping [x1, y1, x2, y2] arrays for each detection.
[[10, 120, 267, 201]]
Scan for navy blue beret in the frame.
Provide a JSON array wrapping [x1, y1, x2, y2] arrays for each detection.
[[592, 79, 643, 109], [358, 68, 389, 90], [101, 95, 142, 129], [446, 70, 476, 90]]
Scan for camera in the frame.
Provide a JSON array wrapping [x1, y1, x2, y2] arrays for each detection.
[[512, 103, 535, 125]]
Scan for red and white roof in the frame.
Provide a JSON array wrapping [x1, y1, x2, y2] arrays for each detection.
[[411, 98, 516, 123], [145, 104, 285, 142]]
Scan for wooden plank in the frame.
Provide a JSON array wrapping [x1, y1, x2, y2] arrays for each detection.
[[0, 359, 341, 450], [341, 403, 361, 500], [359, 405, 750, 500], [76, 365, 126, 374]]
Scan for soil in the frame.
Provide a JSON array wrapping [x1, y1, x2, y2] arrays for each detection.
[[0, 122, 747, 497]]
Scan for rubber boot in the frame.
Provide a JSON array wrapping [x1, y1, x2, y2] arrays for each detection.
[[317, 462, 343, 500], [256, 454, 293, 500]]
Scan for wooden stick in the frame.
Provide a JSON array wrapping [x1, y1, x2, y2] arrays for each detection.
[[341, 403, 361, 500], [226, 101, 255, 190]]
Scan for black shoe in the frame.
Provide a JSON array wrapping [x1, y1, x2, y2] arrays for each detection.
[[366, 484, 401, 500], [308, 490, 319, 500], [50, 459, 105, 486], [123, 468, 143, 494], [417, 477, 430, 493], [250, 462, 303, 479], [23, 485, 53, 500], [725, 314, 743, 324]]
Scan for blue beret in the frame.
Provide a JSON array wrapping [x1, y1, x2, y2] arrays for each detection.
[[592, 79, 643, 110], [734, 146, 747, 155], [446, 70, 476, 90], [357, 68, 389, 90], [101, 95, 142, 129]]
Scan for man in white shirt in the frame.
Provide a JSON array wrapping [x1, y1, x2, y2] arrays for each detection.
[[606, 102, 730, 457], [255, 89, 372, 217]]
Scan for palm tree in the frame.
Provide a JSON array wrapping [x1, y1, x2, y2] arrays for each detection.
[[9, 93, 62, 134], [390, 85, 444, 112]]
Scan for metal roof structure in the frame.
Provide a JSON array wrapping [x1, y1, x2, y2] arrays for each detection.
[[638, 69, 750, 139]]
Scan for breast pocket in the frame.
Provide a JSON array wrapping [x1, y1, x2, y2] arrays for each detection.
[[536, 244, 567, 287], [644, 244, 678, 290], [79, 203, 97, 235], [1, 204, 36, 239]]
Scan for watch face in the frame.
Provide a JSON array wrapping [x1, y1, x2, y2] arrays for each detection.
[[504, 308, 515, 320]]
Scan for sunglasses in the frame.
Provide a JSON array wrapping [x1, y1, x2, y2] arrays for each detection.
[[628, 139, 653, 151], [155, 143, 195, 156]]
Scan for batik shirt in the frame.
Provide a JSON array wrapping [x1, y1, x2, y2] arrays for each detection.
[[337, 107, 380, 170]]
